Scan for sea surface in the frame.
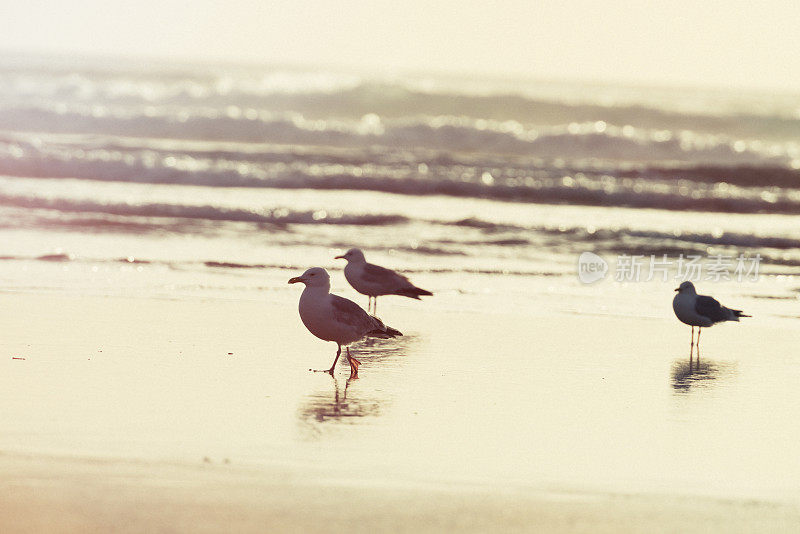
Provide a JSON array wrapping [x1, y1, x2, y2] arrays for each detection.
[[1, 53, 799, 503], [1, 53, 799, 294]]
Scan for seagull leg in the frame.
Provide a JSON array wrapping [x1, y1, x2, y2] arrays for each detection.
[[346, 346, 360, 379], [689, 326, 695, 359], [696, 328, 702, 366], [373, 297, 378, 316], [311, 343, 341, 374]]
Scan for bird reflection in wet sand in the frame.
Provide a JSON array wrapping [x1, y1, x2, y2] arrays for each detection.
[[354, 334, 416, 366], [297, 376, 384, 435], [671, 357, 736, 392], [297, 336, 414, 435]]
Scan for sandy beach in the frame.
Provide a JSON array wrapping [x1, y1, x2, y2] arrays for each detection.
[[4, 451, 800, 534], [2, 291, 799, 532]]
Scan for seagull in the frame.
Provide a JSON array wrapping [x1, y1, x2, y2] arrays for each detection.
[[289, 267, 402, 377], [672, 281, 750, 355], [335, 248, 432, 314]]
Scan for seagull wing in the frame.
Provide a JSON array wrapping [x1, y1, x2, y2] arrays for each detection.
[[330, 294, 401, 338], [330, 294, 381, 333], [361, 262, 410, 289], [694, 295, 729, 322]]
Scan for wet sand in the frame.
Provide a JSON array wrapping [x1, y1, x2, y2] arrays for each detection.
[[4, 452, 800, 534], [1, 292, 799, 532]]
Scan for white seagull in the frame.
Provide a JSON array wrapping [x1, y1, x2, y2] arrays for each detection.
[[289, 267, 402, 377], [335, 248, 432, 314], [672, 281, 750, 354]]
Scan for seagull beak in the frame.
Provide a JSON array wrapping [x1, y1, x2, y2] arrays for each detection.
[[334, 255, 345, 259], [674, 287, 680, 291], [288, 276, 304, 284]]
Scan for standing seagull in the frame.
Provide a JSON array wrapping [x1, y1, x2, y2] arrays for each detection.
[[335, 248, 432, 314], [672, 281, 750, 355], [289, 267, 402, 377]]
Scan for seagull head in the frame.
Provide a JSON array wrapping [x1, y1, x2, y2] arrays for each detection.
[[288, 267, 330, 288], [334, 248, 366, 264], [675, 281, 696, 294]]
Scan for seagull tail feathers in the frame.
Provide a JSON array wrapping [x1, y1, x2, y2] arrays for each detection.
[[366, 327, 403, 338], [366, 316, 403, 338], [396, 286, 433, 299], [725, 308, 750, 321], [383, 326, 403, 337]]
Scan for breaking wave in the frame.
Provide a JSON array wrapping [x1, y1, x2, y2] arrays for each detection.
[[0, 104, 797, 167], [0, 193, 409, 226]]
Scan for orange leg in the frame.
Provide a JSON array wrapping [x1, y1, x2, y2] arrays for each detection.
[[346, 346, 360, 379], [312, 344, 341, 374]]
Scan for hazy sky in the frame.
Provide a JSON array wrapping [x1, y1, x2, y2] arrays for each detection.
[[3, 0, 799, 91]]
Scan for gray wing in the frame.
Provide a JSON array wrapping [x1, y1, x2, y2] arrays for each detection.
[[695, 295, 728, 322], [361, 262, 410, 287], [330, 294, 379, 332]]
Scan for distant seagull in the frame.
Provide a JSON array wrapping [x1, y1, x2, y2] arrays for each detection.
[[673, 281, 750, 355], [335, 248, 432, 314], [289, 267, 402, 377]]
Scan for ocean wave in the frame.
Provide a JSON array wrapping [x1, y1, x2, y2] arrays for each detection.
[[429, 217, 800, 254], [4, 66, 799, 140], [264, 83, 800, 140], [2, 122, 799, 182], [479, 223, 800, 252], [0, 252, 566, 277], [623, 165, 800, 189], [4, 183, 797, 252], [2, 151, 799, 215], [0, 194, 409, 226], [0, 103, 797, 167], [11, 248, 800, 275]]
